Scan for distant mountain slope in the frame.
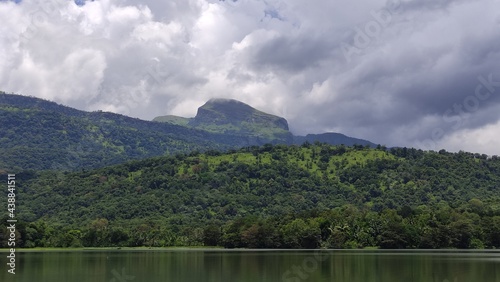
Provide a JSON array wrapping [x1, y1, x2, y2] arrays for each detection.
[[154, 98, 293, 144], [154, 98, 376, 148], [0, 94, 278, 170], [294, 133, 376, 147], [1, 93, 378, 170], [0, 92, 85, 117], [152, 115, 190, 126]]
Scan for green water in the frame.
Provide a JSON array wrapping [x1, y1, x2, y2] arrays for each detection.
[[2, 249, 500, 282]]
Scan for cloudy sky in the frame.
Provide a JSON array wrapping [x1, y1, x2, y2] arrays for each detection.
[[1, 0, 500, 154]]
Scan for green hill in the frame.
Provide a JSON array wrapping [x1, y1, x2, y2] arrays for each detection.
[[293, 133, 375, 147], [152, 115, 191, 126], [155, 98, 376, 148], [2, 144, 499, 249], [0, 93, 376, 170], [155, 98, 293, 143], [0, 94, 288, 171]]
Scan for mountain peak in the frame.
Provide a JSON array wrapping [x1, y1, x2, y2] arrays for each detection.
[[191, 98, 290, 139], [154, 98, 291, 143], [199, 98, 257, 118], [205, 98, 246, 105], [194, 98, 288, 129], [152, 97, 376, 148]]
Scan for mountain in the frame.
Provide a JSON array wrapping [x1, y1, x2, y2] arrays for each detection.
[[152, 115, 190, 126], [293, 133, 375, 147], [0, 93, 376, 170], [155, 98, 376, 147], [154, 98, 293, 144], [2, 144, 499, 249], [0, 93, 273, 170]]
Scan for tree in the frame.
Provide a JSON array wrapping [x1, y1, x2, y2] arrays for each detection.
[[203, 224, 222, 246], [281, 219, 321, 248]]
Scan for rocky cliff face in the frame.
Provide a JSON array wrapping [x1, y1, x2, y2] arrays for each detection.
[[153, 98, 292, 144], [153, 98, 376, 147], [190, 98, 289, 130], [188, 98, 292, 143]]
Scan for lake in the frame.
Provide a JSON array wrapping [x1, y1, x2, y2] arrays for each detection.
[[2, 249, 500, 282]]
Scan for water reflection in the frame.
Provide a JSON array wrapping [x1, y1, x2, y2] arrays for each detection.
[[1, 250, 499, 282]]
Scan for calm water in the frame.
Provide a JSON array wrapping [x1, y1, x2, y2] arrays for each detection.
[[2, 249, 500, 282]]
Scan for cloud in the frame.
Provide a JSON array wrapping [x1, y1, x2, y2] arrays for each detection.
[[434, 117, 500, 156], [1, 0, 500, 154]]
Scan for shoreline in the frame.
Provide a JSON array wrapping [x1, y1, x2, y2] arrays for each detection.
[[0, 247, 498, 253]]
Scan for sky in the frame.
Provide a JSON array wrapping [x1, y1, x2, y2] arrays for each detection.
[[1, 0, 500, 154]]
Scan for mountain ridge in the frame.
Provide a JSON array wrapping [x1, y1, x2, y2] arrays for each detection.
[[154, 98, 376, 148], [0, 93, 376, 170], [155, 98, 293, 144]]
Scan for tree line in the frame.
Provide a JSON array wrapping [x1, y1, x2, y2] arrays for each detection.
[[1, 143, 499, 249]]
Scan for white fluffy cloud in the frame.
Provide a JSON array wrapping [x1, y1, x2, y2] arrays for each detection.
[[1, 0, 500, 154]]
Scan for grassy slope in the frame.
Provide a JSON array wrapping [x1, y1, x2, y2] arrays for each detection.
[[185, 147, 395, 177], [152, 115, 191, 126]]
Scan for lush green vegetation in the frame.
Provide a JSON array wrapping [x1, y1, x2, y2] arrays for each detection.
[[153, 115, 191, 126], [0, 93, 374, 171], [1, 143, 499, 249], [155, 98, 293, 143], [0, 94, 278, 170]]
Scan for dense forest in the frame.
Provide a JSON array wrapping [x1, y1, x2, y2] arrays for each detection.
[[1, 143, 500, 249]]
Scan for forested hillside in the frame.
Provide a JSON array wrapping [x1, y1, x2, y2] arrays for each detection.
[[0, 94, 272, 170], [1, 144, 499, 249], [0, 93, 375, 170]]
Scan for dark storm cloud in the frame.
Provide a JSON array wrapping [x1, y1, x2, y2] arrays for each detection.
[[397, 0, 465, 12], [248, 34, 335, 72], [1, 0, 500, 154]]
